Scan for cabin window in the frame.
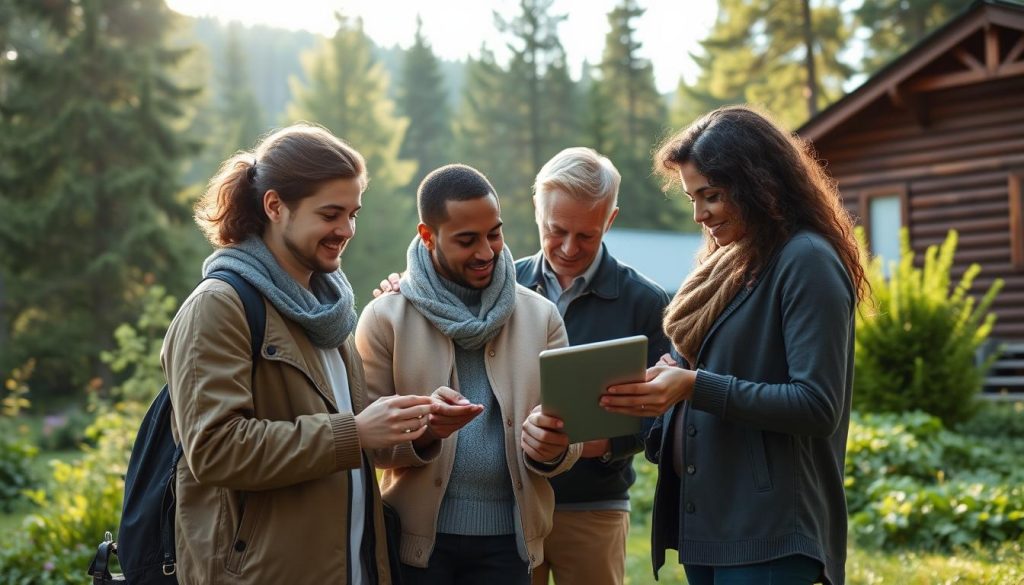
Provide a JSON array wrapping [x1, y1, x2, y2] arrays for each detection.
[[1011, 173, 1023, 271], [860, 184, 908, 270], [869, 196, 902, 264]]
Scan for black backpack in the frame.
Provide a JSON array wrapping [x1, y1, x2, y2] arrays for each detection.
[[88, 270, 265, 585]]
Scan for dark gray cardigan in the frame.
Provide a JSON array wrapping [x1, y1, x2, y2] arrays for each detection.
[[646, 231, 855, 585]]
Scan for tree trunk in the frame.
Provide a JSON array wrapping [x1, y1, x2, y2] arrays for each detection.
[[801, 0, 819, 118]]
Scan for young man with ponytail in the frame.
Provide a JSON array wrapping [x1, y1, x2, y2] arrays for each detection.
[[162, 123, 432, 584]]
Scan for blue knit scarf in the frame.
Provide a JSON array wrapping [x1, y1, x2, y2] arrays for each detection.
[[202, 237, 357, 348], [400, 236, 516, 350]]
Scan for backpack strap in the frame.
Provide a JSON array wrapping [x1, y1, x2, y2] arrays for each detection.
[[205, 269, 267, 359]]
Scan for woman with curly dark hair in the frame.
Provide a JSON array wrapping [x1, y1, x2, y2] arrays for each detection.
[[601, 105, 864, 585]]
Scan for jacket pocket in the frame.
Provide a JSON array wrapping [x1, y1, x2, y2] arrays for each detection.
[[744, 429, 773, 492], [224, 492, 265, 575]]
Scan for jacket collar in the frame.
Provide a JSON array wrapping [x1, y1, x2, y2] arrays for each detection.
[[520, 243, 621, 300], [261, 306, 344, 412]]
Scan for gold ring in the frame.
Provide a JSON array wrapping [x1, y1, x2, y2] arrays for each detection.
[[641, 404, 646, 410], [403, 428, 412, 433]]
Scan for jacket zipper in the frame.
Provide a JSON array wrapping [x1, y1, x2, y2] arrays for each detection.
[[483, 342, 533, 575]]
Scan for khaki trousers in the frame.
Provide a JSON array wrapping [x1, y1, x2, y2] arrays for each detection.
[[531, 509, 629, 585]]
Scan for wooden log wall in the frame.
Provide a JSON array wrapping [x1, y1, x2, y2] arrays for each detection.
[[814, 74, 1024, 340]]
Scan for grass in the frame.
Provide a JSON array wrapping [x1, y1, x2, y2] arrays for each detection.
[[5, 449, 1021, 584], [622, 527, 1024, 585]]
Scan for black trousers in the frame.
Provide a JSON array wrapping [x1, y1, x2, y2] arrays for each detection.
[[400, 533, 530, 585]]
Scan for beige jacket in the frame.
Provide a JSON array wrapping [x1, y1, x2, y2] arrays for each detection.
[[162, 279, 393, 584], [354, 284, 581, 569]]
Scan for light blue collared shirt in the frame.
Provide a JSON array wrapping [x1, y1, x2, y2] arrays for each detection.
[[541, 247, 604, 316]]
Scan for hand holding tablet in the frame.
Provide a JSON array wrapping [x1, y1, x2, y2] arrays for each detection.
[[539, 335, 648, 443]]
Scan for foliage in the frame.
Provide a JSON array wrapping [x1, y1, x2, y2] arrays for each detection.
[[0, 285, 175, 583], [955, 400, 1024, 440], [455, 0, 581, 255], [398, 16, 452, 190], [853, 0, 967, 74], [454, 46, 534, 253], [595, 0, 692, 232], [846, 411, 1024, 549], [854, 229, 1002, 426], [286, 12, 417, 300], [215, 23, 265, 155], [0, 360, 38, 513], [671, 0, 852, 129], [0, 0, 200, 401]]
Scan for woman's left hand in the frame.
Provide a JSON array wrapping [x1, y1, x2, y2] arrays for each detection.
[[600, 365, 696, 416]]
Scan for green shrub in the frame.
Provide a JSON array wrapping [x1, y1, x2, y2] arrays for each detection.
[[846, 411, 1024, 549], [854, 229, 1003, 426], [0, 426, 38, 513], [1, 360, 39, 512], [850, 477, 1024, 549], [955, 401, 1024, 440], [35, 408, 94, 452], [0, 285, 175, 583]]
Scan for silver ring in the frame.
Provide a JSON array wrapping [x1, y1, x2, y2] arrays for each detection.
[[403, 428, 412, 433]]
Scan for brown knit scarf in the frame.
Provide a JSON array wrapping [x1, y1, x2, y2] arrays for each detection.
[[663, 241, 752, 365]]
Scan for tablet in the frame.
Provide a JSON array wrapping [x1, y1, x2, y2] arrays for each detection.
[[539, 335, 647, 444]]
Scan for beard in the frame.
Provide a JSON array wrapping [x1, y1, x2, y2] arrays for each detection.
[[283, 225, 346, 275], [434, 245, 493, 289]]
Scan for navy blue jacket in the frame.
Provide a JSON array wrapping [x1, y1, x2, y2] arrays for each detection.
[[646, 232, 854, 585], [516, 245, 670, 504]]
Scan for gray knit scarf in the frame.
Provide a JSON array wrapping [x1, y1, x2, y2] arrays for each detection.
[[202, 237, 357, 348], [400, 236, 516, 350]]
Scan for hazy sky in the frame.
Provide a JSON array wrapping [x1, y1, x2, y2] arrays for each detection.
[[165, 0, 719, 94]]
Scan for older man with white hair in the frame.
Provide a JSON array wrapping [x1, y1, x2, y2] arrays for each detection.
[[516, 147, 670, 585]]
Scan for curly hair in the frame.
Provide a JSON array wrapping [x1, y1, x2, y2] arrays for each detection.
[[654, 105, 866, 299]]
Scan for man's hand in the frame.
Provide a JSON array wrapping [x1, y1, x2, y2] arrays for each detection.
[[521, 405, 570, 463], [427, 386, 485, 439], [355, 394, 434, 449], [414, 386, 484, 448], [371, 272, 403, 298], [581, 438, 611, 459]]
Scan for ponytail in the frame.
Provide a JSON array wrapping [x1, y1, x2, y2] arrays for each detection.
[[193, 123, 367, 248]]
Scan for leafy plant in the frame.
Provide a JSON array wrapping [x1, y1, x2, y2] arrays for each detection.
[[846, 411, 1024, 549], [0, 285, 175, 583], [854, 229, 1003, 426], [955, 401, 1024, 440], [1, 360, 39, 512]]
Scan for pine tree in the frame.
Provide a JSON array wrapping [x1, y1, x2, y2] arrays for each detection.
[[597, 0, 689, 231], [0, 0, 199, 398], [286, 13, 416, 301], [454, 0, 578, 254], [671, 0, 853, 129], [579, 60, 613, 155], [398, 16, 452, 190], [218, 23, 265, 154]]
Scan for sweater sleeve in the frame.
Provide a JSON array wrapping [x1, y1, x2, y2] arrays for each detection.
[[165, 288, 359, 492], [690, 237, 855, 437], [524, 304, 581, 477], [608, 285, 673, 462]]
